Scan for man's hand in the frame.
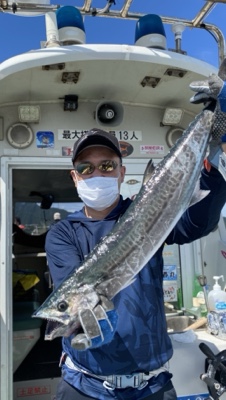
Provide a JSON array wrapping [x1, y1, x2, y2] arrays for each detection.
[[71, 295, 118, 351], [189, 74, 224, 105], [189, 74, 226, 176]]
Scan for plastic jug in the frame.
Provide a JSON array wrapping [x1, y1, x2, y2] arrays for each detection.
[[208, 275, 226, 311]]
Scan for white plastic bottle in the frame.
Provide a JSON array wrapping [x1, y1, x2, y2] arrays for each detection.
[[208, 275, 226, 311]]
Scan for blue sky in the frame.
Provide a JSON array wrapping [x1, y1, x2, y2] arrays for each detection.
[[0, 0, 225, 67]]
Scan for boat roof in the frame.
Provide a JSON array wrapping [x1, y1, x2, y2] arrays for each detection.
[[1, 0, 225, 64], [0, 0, 223, 110], [0, 0, 224, 204]]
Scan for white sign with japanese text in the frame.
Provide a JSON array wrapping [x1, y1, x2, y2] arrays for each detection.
[[140, 145, 164, 155], [58, 129, 142, 142]]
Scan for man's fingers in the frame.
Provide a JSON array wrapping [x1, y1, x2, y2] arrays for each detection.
[[190, 92, 214, 104], [189, 79, 211, 94], [209, 74, 224, 96], [99, 295, 114, 311], [189, 75, 223, 100], [71, 333, 91, 350], [79, 308, 103, 339], [71, 296, 118, 350], [71, 308, 104, 350]]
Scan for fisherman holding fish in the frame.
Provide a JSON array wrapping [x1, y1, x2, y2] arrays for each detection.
[[37, 74, 226, 400]]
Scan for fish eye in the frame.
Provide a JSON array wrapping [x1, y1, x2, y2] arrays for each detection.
[[57, 300, 68, 312]]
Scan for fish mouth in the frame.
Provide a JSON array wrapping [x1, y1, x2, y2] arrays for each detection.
[[33, 308, 69, 323], [44, 318, 81, 340], [32, 309, 73, 339], [44, 319, 69, 340]]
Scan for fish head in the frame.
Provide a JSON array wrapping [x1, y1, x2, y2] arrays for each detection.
[[33, 284, 100, 340]]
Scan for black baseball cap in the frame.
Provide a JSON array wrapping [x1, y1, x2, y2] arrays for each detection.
[[72, 128, 122, 164]]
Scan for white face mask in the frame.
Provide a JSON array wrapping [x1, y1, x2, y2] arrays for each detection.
[[76, 176, 120, 211]]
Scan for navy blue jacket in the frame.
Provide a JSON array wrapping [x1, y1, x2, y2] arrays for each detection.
[[45, 167, 226, 399]]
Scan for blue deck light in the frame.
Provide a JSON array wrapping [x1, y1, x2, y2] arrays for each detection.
[[135, 14, 166, 50], [56, 6, 86, 45]]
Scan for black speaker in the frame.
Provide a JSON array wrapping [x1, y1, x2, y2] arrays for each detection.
[[95, 101, 123, 127]]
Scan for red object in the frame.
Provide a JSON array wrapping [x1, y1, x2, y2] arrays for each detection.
[[204, 158, 211, 172]]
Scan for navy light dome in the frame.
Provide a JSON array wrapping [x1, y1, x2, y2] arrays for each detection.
[[56, 6, 86, 45], [135, 14, 166, 50]]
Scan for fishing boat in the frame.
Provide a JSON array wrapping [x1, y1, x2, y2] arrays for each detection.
[[1, 1, 226, 399]]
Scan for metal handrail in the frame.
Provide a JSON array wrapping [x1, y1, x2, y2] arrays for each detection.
[[1, 0, 225, 65], [120, 0, 134, 18], [81, 0, 92, 13]]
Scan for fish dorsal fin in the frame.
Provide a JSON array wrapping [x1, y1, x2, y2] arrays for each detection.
[[142, 159, 155, 185]]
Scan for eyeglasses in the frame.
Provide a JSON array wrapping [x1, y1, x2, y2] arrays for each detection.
[[74, 160, 119, 175]]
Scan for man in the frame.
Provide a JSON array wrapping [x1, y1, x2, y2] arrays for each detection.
[[45, 81, 226, 400]]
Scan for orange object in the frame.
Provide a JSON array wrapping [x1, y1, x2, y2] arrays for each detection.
[[204, 158, 211, 172]]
